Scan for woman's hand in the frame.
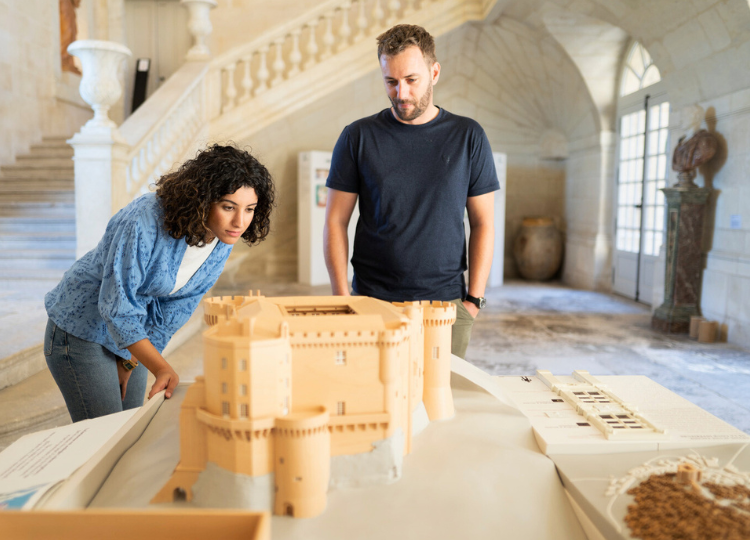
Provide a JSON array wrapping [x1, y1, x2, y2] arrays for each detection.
[[126, 338, 180, 400], [149, 365, 179, 399], [117, 359, 133, 400]]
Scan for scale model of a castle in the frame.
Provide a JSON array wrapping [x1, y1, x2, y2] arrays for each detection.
[[153, 293, 456, 518], [536, 370, 667, 440]]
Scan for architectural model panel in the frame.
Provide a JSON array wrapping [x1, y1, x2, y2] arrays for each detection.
[[153, 293, 456, 518], [495, 371, 750, 455], [536, 370, 667, 441]]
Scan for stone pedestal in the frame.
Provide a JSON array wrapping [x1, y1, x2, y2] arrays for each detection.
[[652, 187, 710, 333], [67, 40, 132, 258]]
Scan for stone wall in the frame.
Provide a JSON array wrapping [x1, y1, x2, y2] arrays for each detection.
[[211, 0, 325, 56], [687, 88, 750, 348], [0, 0, 91, 166]]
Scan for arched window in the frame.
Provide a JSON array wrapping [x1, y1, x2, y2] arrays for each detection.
[[620, 42, 661, 97]]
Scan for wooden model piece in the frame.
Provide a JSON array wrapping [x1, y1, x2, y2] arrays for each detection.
[[153, 293, 456, 518], [536, 370, 667, 440], [0, 509, 269, 540]]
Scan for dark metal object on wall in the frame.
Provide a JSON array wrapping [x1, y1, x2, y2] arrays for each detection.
[[131, 58, 151, 113]]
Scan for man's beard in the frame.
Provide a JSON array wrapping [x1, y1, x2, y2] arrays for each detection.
[[390, 83, 433, 122]]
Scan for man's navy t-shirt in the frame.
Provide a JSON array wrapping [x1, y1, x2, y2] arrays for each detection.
[[326, 107, 499, 302]]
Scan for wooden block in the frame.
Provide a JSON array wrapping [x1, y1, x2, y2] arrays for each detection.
[[0, 510, 270, 540], [689, 316, 705, 338], [698, 320, 718, 343]]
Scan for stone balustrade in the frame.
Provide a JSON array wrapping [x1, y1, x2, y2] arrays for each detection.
[[211, 0, 435, 115], [122, 70, 207, 205]]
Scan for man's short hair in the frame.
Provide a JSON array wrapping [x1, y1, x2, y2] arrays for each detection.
[[376, 24, 437, 64]]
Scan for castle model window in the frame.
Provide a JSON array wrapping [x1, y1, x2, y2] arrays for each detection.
[[222, 382, 228, 394], [240, 359, 247, 371], [240, 384, 247, 396], [221, 357, 228, 369], [337, 401, 346, 415], [335, 351, 346, 365], [239, 403, 249, 418], [432, 346, 439, 359], [222, 401, 230, 417]]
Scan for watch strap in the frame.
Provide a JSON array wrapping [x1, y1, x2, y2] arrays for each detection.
[[465, 294, 486, 309]]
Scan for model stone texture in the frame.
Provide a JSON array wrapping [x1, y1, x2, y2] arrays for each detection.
[[153, 293, 456, 518]]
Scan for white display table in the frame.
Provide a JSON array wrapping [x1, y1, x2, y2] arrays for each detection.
[[4, 362, 749, 540]]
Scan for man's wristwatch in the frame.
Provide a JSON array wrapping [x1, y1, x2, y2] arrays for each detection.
[[121, 358, 139, 371], [464, 294, 487, 309]]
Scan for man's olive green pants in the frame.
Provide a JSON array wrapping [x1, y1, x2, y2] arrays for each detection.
[[450, 299, 476, 359]]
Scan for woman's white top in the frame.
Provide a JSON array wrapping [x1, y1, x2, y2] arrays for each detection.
[[170, 237, 220, 295]]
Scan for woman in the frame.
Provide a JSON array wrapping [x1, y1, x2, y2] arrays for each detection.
[[44, 144, 274, 421]]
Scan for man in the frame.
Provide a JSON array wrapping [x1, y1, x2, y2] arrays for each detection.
[[324, 24, 499, 358]]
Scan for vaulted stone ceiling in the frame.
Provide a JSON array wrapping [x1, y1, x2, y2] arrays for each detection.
[[437, 19, 599, 154]]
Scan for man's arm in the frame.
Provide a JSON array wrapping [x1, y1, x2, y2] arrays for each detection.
[[464, 191, 495, 317], [324, 188, 358, 296]]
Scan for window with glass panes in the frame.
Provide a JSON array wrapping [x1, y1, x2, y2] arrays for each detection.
[[617, 109, 645, 253], [643, 102, 670, 256]]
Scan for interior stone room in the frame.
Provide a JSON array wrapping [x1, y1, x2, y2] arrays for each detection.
[[1, 0, 750, 457]]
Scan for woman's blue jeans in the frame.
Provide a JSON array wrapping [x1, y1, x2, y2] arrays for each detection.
[[44, 319, 148, 422]]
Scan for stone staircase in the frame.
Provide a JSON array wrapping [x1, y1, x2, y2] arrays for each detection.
[[0, 137, 76, 281], [0, 137, 77, 449]]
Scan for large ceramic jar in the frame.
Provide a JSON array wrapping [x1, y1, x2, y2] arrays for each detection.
[[513, 218, 563, 281]]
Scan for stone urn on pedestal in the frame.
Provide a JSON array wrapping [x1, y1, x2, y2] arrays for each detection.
[[181, 0, 218, 61], [513, 218, 563, 281], [67, 40, 131, 132], [66, 39, 131, 258]]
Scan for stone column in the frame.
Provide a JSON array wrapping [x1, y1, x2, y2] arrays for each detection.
[[66, 40, 131, 258], [651, 187, 711, 333]]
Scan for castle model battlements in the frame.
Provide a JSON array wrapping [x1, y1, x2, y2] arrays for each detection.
[[153, 294, 456, 518]]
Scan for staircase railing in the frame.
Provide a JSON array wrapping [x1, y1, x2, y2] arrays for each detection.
[[119, 63, 209, 205]]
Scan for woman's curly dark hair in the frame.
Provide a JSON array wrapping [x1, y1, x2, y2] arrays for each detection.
[[155, 144, 275, 247]]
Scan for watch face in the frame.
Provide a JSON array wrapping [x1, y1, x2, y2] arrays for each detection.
[[478, 297, 487, 309], [122, 359, 137, 371]]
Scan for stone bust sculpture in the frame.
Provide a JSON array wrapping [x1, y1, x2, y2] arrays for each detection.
[[671, 104, 718, 188]]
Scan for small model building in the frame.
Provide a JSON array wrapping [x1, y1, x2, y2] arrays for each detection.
[[153, 293, 456, 518], [536, 370, 667, 440]]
